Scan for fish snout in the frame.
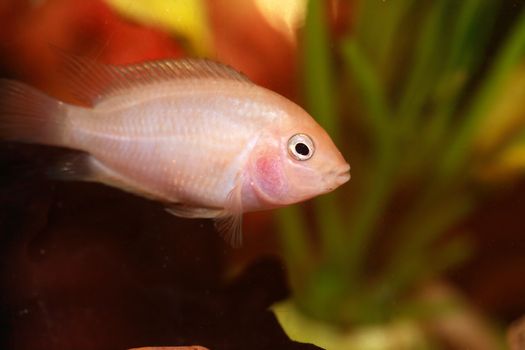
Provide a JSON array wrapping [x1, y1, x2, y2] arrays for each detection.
[[335, 163, 351, 186], [323, 163, 351, 192]]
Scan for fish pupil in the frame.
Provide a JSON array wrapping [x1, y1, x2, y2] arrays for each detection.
[[295, 143, 310, 156]]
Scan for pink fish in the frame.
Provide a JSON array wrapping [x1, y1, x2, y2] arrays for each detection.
[[0, 56, 350, 246]]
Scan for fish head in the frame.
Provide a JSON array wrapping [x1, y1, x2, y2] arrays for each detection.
[[246, 106, 350, 208]]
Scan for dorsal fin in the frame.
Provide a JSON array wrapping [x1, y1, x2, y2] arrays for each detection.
[[57, 51, 252, 105]]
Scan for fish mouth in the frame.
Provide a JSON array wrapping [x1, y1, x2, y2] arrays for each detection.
[[323, 163, 351, 192], [336, 163, 351, 185]]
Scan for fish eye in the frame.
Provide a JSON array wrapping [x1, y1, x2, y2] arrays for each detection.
[[288, 134, 314, 161]]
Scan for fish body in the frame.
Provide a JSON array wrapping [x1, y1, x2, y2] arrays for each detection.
[[67, 80, 284, 209], [0, 57, 350, 245]]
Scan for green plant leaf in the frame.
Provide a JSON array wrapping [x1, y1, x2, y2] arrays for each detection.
[[440, 5, 525, 181]]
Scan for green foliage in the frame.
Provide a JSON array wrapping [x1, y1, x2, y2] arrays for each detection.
[[277, 0, 525, 327]]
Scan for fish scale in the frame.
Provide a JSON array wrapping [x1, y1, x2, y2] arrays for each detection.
[[71, 96, 253, 205]]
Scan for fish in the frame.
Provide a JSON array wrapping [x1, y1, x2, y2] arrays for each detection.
[[0, 54, 350, 246]]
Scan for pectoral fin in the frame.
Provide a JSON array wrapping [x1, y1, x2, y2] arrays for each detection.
[[214, 212, 243, 248], [214, 182, 244, 248], [166, 181, 244, 248]]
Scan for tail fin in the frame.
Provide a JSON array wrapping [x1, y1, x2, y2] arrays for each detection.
[[0, 79, 66, 146]]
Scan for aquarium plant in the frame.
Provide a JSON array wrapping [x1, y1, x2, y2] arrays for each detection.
[[274, 0, 525, 347]]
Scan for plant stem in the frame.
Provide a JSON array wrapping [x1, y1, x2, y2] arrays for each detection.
[[379, 192, 473, 299], [421, 0, 497, 164], [276, 206, 312, 290], [356, 0, 415, 70], [341, 39, 396, 283], [439, 6, 525, 181], [302, 0, 346, 261], [302, 0, 337, 139], [397, 0, 449, 136]]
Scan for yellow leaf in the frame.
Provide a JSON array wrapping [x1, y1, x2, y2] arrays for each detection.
[[478, 141, 525, 182], [254, 0, 307, 43], [472, 64, 525, 182], [475, 65, 525, 154], [272, 300, 427, 350], [104, 0, 211, 55]]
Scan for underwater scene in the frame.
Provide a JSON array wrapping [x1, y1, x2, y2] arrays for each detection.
[[1, 0, 525, 349]]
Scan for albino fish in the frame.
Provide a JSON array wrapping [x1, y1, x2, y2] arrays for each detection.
[[0, 55, 350, 246]]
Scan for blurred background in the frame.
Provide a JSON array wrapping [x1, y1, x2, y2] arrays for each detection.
[[1, 0, 525, 349]]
